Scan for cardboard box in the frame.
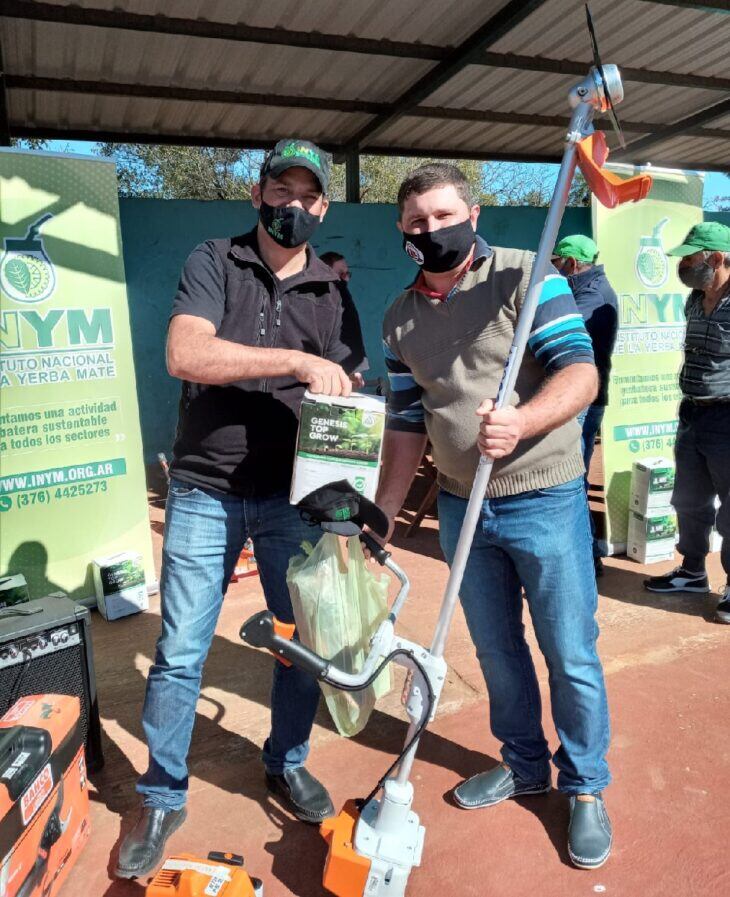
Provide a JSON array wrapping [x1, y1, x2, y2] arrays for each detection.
[[627, 509, 677, 564], [630, 457, 675, 514], [0, 574, 29, 609], [92, 551, 148, 621], [291, 391, 386, 505], [0, 694, 90, 897]]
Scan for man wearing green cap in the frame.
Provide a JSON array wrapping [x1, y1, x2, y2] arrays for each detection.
[[645, 222, 730, 625], [116, 139, 365, 879], [552, 235, 618, 576]]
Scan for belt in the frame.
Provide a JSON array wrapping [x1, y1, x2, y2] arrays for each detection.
[[683, 395, 730, 405]]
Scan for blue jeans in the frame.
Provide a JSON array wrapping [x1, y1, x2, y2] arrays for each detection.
[[578, 404, 606, 558], [137, 480, 320, 810], [672, 399, 730, 579], [438, 479, 611, 794]]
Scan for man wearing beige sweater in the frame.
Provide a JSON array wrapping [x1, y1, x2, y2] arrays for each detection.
[[376, 163, 612, 869]]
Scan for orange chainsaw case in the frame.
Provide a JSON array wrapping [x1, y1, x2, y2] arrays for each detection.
[[147, 853, 259, 897], [0, 694, 90, 897]]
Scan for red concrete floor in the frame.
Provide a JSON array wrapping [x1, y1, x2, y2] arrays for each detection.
[[63, 474, 729, 897]]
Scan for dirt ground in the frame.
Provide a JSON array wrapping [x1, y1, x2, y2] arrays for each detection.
[[63, 468, 729, 897]]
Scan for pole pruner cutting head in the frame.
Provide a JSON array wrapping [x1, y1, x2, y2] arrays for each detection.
[[584, 3, 626, 148]]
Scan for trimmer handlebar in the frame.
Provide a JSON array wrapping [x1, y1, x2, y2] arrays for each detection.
[[359, 531, 391, 566], [240, 610, 329, 679]]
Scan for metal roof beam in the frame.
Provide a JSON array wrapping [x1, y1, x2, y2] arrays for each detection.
[[0, 38, 10, 146], [345, 0, 548, 148], [613, 95, 730, 161], [9, 124, 560, 163], [9, 75, 730, 141], [4, 75, 383, 116], [2, 74, 631, 131], [10, 127, 286, 151], [479, 51, 730, 93], [0, 0, 444, 60], [12, 126, 730, 173], [637, 1, 730, 11]]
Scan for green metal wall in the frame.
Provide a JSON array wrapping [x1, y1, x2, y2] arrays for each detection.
[[119, 200, 728, 461]]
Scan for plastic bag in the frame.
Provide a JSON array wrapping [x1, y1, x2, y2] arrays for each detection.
[[287, 533, 391, 737]]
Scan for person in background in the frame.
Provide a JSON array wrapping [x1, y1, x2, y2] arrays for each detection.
[[552, 235, 618, 577], [320, 250, 369, 375], [644, 222, 730, 625], [320, 250, 350, 283]]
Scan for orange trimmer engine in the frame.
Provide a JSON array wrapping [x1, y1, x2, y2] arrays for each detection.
[[320, 801, 372, 897], [0, 694, 90, 897], [146, 852, 263, 897]]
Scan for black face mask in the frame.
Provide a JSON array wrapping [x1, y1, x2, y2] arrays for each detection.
[[678, 258, 715, 290], [259, 201, 320, 248], [402, 219, 476, 273]]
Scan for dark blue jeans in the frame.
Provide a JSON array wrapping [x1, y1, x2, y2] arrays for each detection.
[[672, 399, 730, 579], [137, 480, 320, 810], [438, 479, 611, 794], [578, 403, 606, 558]]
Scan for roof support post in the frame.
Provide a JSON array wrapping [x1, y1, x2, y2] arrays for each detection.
[[0, 39, 11, 145], [345, 150, 360, 203]]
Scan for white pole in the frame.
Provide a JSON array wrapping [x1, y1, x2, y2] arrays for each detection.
[[396, 101, 593, 786]]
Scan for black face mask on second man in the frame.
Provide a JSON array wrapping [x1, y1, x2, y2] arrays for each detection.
[[402, 219, 476, 273], [259, 200, 321, 249]]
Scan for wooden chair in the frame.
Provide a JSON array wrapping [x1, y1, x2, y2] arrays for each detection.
[[404, 447, 439, 538]]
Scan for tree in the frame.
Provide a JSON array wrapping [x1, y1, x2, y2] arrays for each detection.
[[10, 138, 49, 150], [328, 156, 491, 204], [710, 173, 730, 211], [95, 144, 264, 200], [330, 156, 588, 207], [92, 142, 589, 207]]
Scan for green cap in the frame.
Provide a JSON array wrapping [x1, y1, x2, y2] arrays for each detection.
[[552, 234, 599, 264], [666, 221, 730, 257], [260, 138, 332, 194]]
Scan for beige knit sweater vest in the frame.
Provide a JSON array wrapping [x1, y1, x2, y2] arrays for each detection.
[[383, 246, 585, 499]]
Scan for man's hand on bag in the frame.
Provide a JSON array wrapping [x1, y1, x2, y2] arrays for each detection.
[[476, 398, 526, 459], [291, 352, 352, 397], [350, 372, 365, 390]]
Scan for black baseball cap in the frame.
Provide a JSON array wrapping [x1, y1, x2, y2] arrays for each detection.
[[260, 138, 332, 194], [297, 481, 389, 538]]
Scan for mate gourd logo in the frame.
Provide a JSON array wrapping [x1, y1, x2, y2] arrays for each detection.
[[1, 214, 56, 304], [635, 217, 669, 289]]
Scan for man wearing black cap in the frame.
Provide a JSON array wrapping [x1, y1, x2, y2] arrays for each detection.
[[116, 139, 360, 879]]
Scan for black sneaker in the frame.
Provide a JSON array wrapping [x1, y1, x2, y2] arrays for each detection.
[[715, 587, 730, 624], [644, 566, 710, 594]]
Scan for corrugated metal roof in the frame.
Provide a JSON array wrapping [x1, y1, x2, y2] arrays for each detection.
[[2, 0, 728, 171], [493, 0, 729, 80]]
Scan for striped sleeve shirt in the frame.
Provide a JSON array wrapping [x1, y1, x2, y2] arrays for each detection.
[[525, 272, 595, 371], [385, 267, 594, 433]]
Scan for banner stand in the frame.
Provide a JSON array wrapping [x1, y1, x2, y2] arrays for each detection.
[[0, 149, 154, 601], [593, 165, 704, 553]]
